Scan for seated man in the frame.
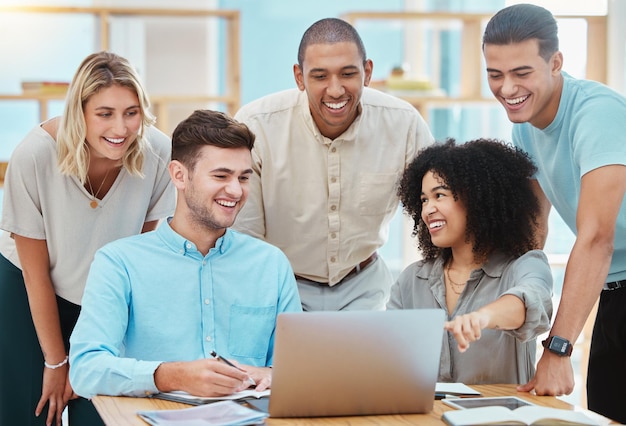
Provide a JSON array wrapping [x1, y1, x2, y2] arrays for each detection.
[[69, 109, 302, 399]]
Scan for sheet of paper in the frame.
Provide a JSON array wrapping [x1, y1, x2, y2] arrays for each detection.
[[436, 382, 481, 396], [138, 400, 268, 425]]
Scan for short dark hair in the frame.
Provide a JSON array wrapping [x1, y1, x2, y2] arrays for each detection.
[[297, 17, 367, 68], [171, 109, 255, 171], [398, 138, 539, 262], [483, 3, 559, 62]]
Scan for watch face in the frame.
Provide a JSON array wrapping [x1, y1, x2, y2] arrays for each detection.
[[548, 336, 571, 355]]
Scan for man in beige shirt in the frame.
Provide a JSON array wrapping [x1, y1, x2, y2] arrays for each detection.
[[233, 17, 434, 311]]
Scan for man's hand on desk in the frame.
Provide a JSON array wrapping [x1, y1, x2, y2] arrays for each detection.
[[517, 350, 575, 396], [154, 359, 255, 397]]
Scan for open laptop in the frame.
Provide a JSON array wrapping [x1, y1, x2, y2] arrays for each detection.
[[266, 309, 445, 418]]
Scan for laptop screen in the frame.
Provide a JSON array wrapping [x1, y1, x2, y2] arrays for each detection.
[[268, 309, 445, 418]]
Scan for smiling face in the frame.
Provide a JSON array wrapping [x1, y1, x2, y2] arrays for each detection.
[[180, 145, 253, 234], [483, 39, 563, 129], [294, 41, 373, 139], [83, 84, 142, 161], [420, 171, 469, 250]]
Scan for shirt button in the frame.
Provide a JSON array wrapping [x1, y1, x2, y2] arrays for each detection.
[[206, 336, 212, 342], [331, 177, 337, 183], [331, 147, 337, 153], [331, 233, 336, 239], [330, 257, 336, 263], [330, 205, 337, 211], [204, 299, 210, 305], [186, 243, 192, 249]]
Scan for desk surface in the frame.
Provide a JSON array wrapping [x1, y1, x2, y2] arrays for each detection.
[[91, 384, 614, 425]]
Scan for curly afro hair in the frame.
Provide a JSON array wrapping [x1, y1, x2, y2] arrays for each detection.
[[398, 138, 539, 262]]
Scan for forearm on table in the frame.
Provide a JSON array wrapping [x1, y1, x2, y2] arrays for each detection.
[[154, 362, 184, 393]]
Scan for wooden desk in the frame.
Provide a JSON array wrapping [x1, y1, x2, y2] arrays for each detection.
[[91, 384, 613, 425]]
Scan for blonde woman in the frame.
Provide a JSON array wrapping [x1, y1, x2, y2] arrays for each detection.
[[0, 51, 175, 426]]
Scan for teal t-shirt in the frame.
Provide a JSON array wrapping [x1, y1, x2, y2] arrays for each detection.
[[513, 72, 626, 281]]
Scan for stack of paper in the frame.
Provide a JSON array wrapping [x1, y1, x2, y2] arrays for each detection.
[[153, 389, 270, 405], [138, 400, 267, 425], [436, 382, 482, 397]]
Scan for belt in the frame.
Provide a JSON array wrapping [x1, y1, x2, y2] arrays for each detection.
[[604, 280, 626, 291], [295, 252, 378, 286]]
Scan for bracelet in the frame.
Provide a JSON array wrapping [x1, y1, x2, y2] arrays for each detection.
[[44, 355, 69, 370]]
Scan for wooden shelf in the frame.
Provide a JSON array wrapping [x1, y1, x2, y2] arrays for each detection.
[[0, 5, 241, 132], [0, 93, 67, 124], [0, 93, 240, 134]]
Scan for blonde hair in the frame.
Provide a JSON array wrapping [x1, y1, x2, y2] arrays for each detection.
[[57, 51, 156, 183]]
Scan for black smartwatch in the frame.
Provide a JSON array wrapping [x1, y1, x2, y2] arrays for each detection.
[[542, 335, 573, 357]]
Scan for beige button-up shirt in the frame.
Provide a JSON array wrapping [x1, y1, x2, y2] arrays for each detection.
[[234, 88, 433, 285]]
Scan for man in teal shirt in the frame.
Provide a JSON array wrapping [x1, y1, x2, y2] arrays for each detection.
[[483, 4, 626, 423], [69, 110, 302, 400]]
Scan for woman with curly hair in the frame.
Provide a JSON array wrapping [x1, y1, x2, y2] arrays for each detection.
[[387, 138, 553, 384]]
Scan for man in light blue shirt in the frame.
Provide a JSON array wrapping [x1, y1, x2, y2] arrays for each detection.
[[69, 109, 302, 399], [483, 4, 626, 423]]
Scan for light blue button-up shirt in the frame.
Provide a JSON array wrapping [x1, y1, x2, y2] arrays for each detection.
[[69, 219, 302, 398]]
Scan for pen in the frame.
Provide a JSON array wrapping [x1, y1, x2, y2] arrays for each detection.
[[435, 393, 460, 400], [210, 350, 256, 386]]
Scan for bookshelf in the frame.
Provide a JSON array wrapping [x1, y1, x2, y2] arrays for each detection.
[[0, 5, 241, 133]]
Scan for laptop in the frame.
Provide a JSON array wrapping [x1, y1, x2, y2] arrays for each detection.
[[267, 309, 445, 418]]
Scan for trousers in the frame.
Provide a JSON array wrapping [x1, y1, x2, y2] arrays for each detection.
[[586, 286, 626, 424], [0, 254, 104, 426]]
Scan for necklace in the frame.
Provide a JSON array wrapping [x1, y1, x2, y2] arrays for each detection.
[[86, 168, 111, 209], [445, 262, 467, 295]]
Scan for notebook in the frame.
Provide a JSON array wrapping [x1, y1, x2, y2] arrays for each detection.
[[267, 309, 445, 418]]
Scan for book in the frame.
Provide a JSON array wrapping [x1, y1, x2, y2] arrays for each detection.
[[151, 389, 270, 405], [137, 400, 268, 425], [21, 81, 69, 95], [442, 405, 599, 426]]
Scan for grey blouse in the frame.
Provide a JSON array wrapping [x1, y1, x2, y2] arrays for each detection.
[[387, 250, 553, 384]]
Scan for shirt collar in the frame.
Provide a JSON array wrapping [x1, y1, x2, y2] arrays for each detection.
[[420, 251, 512, 281], [297, 90, 363, 144], [480, 251, 511, 279], [157, 218, 234, 256]]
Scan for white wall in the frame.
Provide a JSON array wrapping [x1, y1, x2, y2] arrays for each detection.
[[608, 0, 626, 95]]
